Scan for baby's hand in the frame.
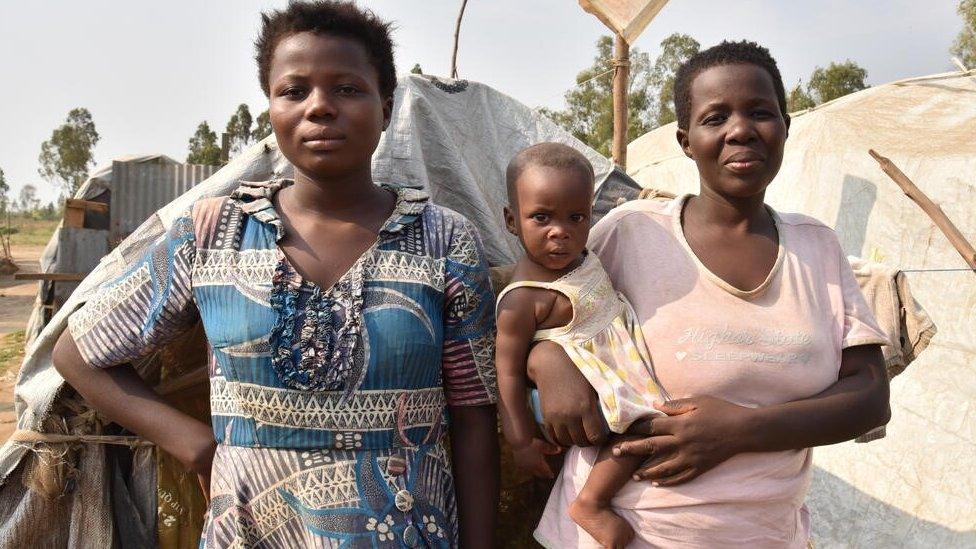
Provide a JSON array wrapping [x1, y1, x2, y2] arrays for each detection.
[[512, 438, 564, 479]]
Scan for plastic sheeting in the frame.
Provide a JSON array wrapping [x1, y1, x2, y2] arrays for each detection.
[[627, 70, 976, 547], [0, 74, 641, 544], [578, 0, 670, 45]]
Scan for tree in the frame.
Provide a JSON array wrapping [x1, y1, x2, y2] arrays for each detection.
[[786, 80, 815, 112], [0, 167, 8, 215], [251, 109, 273, 142], [540, 35, 656, 157], [225, 104, 254, 156], [648, 33, 701, 127], [38, 108, 100, 197], [187, 121, 221, 166], [18, 185, 40, 213], [410, 63, 423, 75], [952, 0, 976, 68], [807, 61, 868, 104]]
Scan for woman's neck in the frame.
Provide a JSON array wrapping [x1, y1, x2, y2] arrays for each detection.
[[686, 185, 773, 235], [288, 166, 384, 216]]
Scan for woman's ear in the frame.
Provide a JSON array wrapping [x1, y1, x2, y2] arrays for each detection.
[[676, 127, 693, 159], [503, 206, 519, 237]]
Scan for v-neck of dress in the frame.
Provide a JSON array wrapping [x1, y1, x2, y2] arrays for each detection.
[[232, 179, 429, 294], [672, 194, 785, 300]]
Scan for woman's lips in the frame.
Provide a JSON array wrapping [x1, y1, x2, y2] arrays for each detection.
[[303, 137, 345, 152], [725, 159, 764, 173]]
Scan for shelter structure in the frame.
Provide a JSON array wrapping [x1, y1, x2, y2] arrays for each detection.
[[627, 69, 976, 547], [0, 74, 639, 546]]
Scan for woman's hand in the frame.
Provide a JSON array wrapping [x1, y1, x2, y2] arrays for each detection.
[[176, 422, 218, 501], [512, 437, 564, 479], [527, 342, 607, 447], [613, 396, 753, 486]]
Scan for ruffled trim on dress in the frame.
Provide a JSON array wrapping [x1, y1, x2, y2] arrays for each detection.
[[232, 179, 429, 393]]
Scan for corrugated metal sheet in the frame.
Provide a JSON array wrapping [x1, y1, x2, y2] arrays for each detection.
[[110, 159, 218, 242]]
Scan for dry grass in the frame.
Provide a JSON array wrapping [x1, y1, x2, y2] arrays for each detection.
[[5, 217, 59, 247], [0, 331, 26, 379]]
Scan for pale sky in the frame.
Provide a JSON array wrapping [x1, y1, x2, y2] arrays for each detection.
[[0, 1, 964, 203]]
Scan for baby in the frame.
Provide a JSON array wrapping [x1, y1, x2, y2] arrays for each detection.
[[495, 142, 669, 548]]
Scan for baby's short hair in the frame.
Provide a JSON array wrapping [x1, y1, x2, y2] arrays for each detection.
[[255, 0, 397, 99], [673, 40, 787, 130], [506, 142, 595, 205]]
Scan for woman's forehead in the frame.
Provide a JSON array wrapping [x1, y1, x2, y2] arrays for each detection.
[[689, 64, 778, 107], [269, 32, 375, 80]]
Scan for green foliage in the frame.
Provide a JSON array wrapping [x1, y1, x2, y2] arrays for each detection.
[[807, 61, 868, 104], [225, 104, 254, 156], [0, 167, 8, 214], [17, 185, 39, 213], [410, 63, 423, 74], [38, 108, 100, 197], [541, 35, 657, 157], [786, 81, 815, 112], [252, 110, 273, 142], [542, 34, 700, 156], [952, 0, 976, 68], [187, 121, 222, 166], [649, 33, 701, 127]]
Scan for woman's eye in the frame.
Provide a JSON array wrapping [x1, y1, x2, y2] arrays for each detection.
[[281, 87, 307, 99]]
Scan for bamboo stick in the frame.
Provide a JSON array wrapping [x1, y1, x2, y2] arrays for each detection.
[[869, 149, 976, 272], [612, 35, 629, 170]]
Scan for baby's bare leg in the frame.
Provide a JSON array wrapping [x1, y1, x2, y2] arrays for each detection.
[[569, 433, 644, 549]]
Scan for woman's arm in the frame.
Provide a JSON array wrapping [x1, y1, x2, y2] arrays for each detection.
[[449, 404, 499, 549], [53, 330, 217, 497], [616, 344, 889, 485], [528, 343, 608, 447]]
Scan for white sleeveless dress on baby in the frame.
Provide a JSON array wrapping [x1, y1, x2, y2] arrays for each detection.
[[497, 252, 667, 433]]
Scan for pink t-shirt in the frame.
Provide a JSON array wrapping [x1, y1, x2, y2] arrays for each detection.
[[534, 195, 887, 548]]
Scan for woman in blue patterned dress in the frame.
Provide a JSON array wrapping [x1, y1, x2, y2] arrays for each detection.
[[53, 2, 499, 547]]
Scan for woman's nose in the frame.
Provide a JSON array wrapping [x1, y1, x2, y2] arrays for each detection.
[[307, 89, 337, 119], [725, 113, 756, 143]]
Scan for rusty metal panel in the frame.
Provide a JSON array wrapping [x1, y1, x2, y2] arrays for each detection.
[[109, 159, 218, 243]]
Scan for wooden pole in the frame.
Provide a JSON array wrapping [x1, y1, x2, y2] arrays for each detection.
[[612, 34, 629, 170], [869, 149, 976, 272], [450, 0, 469, 78]]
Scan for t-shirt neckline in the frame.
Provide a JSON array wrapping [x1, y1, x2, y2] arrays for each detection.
[[671, 194, 786, 300]]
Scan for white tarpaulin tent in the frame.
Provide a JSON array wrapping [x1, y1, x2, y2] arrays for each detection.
[[627, 70, 976, 547]]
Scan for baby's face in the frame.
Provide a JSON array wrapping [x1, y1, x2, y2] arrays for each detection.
[[507, 166, 592, 272]]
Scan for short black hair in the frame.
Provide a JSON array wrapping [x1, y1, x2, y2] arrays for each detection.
[[506, 142, 595, 206], [255, 1, 397, 99], [673, 40, 787, 130]]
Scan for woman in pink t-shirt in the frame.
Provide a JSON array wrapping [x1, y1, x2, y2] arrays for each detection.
[[531, 41, 890, 548]]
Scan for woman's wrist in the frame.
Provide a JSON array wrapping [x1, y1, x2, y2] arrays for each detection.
[[168, 417, 216, 474], [731, 405, 764, 454]]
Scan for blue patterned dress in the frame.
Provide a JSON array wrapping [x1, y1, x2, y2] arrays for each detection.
[[68, 180, 497, 548]]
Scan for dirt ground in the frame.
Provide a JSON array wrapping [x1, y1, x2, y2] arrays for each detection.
[[0, 245, 46, 443]]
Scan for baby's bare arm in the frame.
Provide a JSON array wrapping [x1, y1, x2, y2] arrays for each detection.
[[496, 289, 545, 449]]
